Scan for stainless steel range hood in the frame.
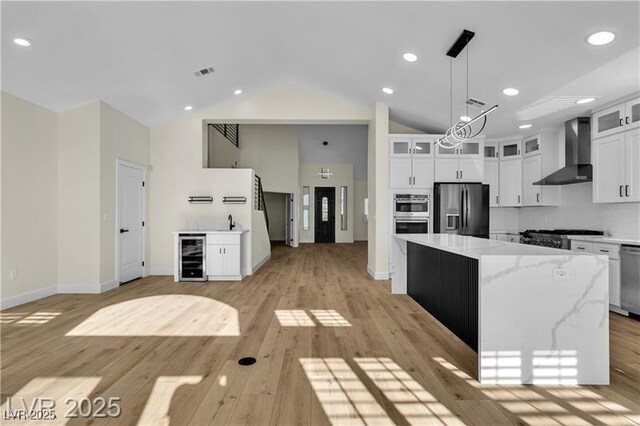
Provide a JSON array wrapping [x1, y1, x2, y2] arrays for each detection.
[[534, 117, 592, 185]]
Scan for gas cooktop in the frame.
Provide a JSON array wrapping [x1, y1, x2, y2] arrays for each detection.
[[521, 229, 604, 249]]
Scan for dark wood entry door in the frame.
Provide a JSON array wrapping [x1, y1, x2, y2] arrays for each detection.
[[314, 187, 335, 243]]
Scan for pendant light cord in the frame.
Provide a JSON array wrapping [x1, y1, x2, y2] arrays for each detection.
[[449, 59, 453, 128]]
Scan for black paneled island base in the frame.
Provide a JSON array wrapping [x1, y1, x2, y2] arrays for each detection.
[[407, 241, 479, 351]]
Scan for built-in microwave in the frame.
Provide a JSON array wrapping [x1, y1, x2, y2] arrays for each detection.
[[394, 194, 429, 216]]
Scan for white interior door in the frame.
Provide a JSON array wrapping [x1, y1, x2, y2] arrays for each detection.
[[118, 162, 145, 284]]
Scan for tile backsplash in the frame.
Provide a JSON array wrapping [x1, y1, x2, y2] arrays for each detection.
[[518, 183, 640, 238]]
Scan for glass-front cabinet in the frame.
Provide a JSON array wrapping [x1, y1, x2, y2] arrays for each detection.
[[391, 137, 412, 157], [626, 97, 640, 131], [484, 142, 499, 161], [500, 140, 521, 159], [523, 134, 541, 157]]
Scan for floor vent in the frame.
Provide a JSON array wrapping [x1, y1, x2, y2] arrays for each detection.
[[194, 66, 215, 77], [238, 357, 256, 366]]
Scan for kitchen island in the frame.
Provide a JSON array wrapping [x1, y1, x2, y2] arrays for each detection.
[[392, 234, 610, 385]]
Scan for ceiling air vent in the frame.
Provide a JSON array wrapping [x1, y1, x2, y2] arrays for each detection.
[[465, 98, 487, 109], [194, 67, 215, 77]]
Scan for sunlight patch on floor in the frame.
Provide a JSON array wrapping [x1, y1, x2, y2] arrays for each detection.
[[275, 309, 352, 327], [435, 356, 640, 426], [138, 376, 202, 426], [310, 310, 352, 327], [275, 310, 315, 326], [1, 376, 101, 425], [300, 358, 393, 425], [355, 357, 464, 426], [0, 312, 28, 323], [65, 295, 239, 336]]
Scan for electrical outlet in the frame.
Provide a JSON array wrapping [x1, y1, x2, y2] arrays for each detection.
[[553, 268, 570, 282], [9, 269, 17, 280]]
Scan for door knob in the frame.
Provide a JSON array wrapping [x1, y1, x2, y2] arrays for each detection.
[[120, 228, 129, 233]]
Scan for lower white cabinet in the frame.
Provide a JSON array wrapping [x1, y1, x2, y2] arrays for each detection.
[[571, 240, 622, 310], [206, 233, 242, 280], [499, 159, 522, 207]]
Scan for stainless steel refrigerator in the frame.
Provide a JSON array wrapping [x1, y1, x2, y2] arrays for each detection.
[[433, 183, 489, 238]]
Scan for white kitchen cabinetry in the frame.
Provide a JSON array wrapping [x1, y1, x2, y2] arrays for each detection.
[[571, 240, 623, 310], [592, 96, 640, 139], [206, 233, 242, 280], [434, 138, 484, 183], [499, 159, 522, 207], [592, 128, 640, 203], [390, 135, 435, 189], [522, 155, 541, 206], [520, 131, 560, 206], [484, 161, 500, 206], [500, 139, 521, 159]]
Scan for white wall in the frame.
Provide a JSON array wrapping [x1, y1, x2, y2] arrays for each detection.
[[389, 120, 424, 134], [1, 93, 58, 303], [368, 103, 390, 278], [57, 101, 101, 288], [264, 192, 286, 241], [239, 124, 299, 193], [297, 125, 368, 180], [251, 209, 271, 272], [300, 163, 354, 243], [149, 114, 254, 274], [207, 124, 240, 168], [354, 180, 368, 241], [100, 101, 150, 283]]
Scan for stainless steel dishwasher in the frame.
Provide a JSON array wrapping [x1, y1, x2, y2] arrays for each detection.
[[620, 245, 640, 315]]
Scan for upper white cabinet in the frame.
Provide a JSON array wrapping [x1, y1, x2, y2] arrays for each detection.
[[593, 128, 640, 203], [519, 131, 560, 206], [434, 138, 484, 183], [499, 159, 522, 206], [484, 142, 499, 161], [500, 139, 521, 159], [483, 161, 500, 206], [390, 135, 435, 189], [592, 97, 640, 139]]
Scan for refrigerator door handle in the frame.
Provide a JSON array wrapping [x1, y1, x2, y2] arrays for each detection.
[[460, 186, 466, 233], [465, 187, 470, 229]]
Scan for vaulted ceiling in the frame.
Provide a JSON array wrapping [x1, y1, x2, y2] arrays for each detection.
[[3, 1, 639, 137]]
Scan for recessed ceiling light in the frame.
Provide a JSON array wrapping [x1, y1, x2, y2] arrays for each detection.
[[576, 97, 595, 104], [382, 87, 394, 95], [13, 38, 32, 47], [403, 52, 418, 62], [234, 89, 242, 95], [184, 105, 193, 111], [460, 116, 472, 122], [587, 31, 615, 46], [503, 88, 520, 96], [519, 124, 532, 129]]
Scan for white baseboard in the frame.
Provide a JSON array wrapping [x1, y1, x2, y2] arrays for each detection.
[[100, 280, 119, 292], [150, 268, 173, 276], [251, 253, 271, 274], [610, 305, 629, 316], [57, 284, 101, 294], [367, 265, 389, 280], [0, 286, 57, 310]]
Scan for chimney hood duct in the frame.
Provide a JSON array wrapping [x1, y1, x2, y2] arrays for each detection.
[[533, 117, 592, 185]]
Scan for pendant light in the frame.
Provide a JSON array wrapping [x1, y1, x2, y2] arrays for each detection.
[[436, 30, 498, 149]]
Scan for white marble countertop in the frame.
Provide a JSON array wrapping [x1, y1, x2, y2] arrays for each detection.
[[567, 235, 640, 246], [172, 228, 247, 234], [393, 233, 586, 259]]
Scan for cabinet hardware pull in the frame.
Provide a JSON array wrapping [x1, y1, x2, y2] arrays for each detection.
[[460, 170, 463, 179], [496, 196, 499, 204], [537, 193, 540, 203], [219, 248, 222, 254], [518, 195, 520, 204], [626, 117, 630, 125], [599, 249, 609, 253], [626, 185, 630, 197], [620, 185, 624, 197], [620, 118, 624, 127], [409, 177, 412, 185], [456, 170, 459, 179]]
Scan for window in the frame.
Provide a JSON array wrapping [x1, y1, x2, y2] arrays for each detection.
[[340, 186, 348, 230], [302, 187, 310, 230], [364, 198, 369, 223], [321, 197, 329, 222]]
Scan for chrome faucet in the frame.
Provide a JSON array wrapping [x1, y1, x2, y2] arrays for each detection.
[[228, 214, 235, 230]]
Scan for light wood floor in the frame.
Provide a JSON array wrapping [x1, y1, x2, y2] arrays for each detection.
[[1, 242, 639, 425]]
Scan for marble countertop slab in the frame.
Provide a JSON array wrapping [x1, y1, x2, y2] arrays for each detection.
[[567, 235, 640, 246], [393, 233, 587, 259]]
